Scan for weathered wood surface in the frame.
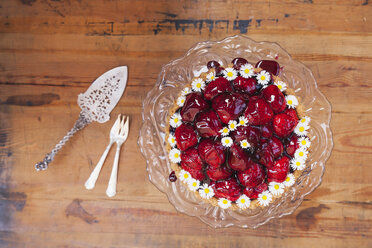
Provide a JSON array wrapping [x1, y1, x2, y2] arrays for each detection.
[[0, 0, 371, 247]]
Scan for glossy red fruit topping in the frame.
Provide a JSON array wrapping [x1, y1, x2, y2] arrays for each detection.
[[286, 135, 299, 156], [228, 143, 252, 172], [195, 110, 223, 137], [283, 108, 299, 125], [260, 123, 273, 138], [181, 147, 203, 170], [180, 93, 208, 122], [243, 181, 268, 199], [212, 178, 242, 201], [174, 123, 198, 151], [207, 60, 221, 69], [181, 162, 205, 181], [238, 162, 265, 188], [267, 156, 290, 183], [204, 77, 233, 100], [198, 139, 226, 168], [261, 85, 286, 113], [244, 99, 273, 125], [233, 76, 257, 95], [232, 57, 248, 70], [268, 137, 284, 158], [212, 93, 247, 124], [231, 125, 260, 147], [258, 143, 275, 169], [255, 60, 280, 76], [206, 164, 233, 181], [273, 113, 297, 138], [215, 66, 225, 75]]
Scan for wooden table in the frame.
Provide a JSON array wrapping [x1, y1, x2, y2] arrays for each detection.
[[1, 0, 371, 247]]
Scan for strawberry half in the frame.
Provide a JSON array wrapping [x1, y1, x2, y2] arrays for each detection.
[[212, 177, 242, 201], [174, 123, 198, 151], [267, 156, 290, 183]]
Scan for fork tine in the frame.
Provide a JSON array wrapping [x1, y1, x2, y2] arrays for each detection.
[[122, 116, 129, 138], [111, 114, 121, 134]]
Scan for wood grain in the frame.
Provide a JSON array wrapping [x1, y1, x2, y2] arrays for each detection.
[[0, 0, 371, 247]]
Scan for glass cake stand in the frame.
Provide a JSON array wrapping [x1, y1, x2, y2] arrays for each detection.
[[138, 35, 333, 228]]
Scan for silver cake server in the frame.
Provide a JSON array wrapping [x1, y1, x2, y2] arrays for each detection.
[[35, 66, 128, 171]]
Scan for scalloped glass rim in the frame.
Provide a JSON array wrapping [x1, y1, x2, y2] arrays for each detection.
[[138, 35, 333, 228]]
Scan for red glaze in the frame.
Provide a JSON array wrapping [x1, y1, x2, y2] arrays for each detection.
[[243, 182, 268, 199], [267, 156, 290, 183], [231, 125, 260, 147], [233, 76, 257, 95], [261, 85, 286, 113], [181, 147, 203, 170], [260, 123, 273, 138], [244, 99, 274, 125], [228, 143, 252, 172], [181, 162, 205, 181], [207, 60, 221, 69], [238, 162, 265, 188], [232, 57, 248, 70], [283, 108, 299, 125], [198, 139, 226, 168], [215, 66, 225, 75], [180, 93, 208, 122], [212, 178, 242, 201], [174, 123, 198, 151], [258, 143, 275, 169], [268, 137, 284, 158], [255, 60, 280, 76], [273, 113, 298, 138], [286, 135, 299, 156], [204, 77, 233, 100], [195, 110, 223, 137], [206, 165, 233, 181], [212, 92, 247, 124]]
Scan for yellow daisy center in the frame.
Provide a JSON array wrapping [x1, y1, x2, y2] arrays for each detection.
[[288, 100, 293, 105], [227, 71, 233, 77], [241, 199, 246, 204], [299, 126, 305, 132], [230, 124, 235, 129], [223, 199, 228, 204], [225, 140, 230, 144], [171, 138, 175, 143], [181, 99, 185, 103], [262, 195, 267, 200], [301, 119, 306, 123], [261, 76, 266, 80], [299, 151, 304, 156], [240, 120, 245, 125], [296, 161, 301, 166], [174, 153, 179, 158], [211, 76, 215, 80], [278, 85, 282, 89], [204, 188, 210, 194], [174, 118, 179, 123], [223, 128, 228, 133], [301, 140, 307, 145], [183, 173, 188, 178], [274, 184, 279, 190], [196, 83, 201, 88], [244, 69, 250, 74], [192, 182, 197, 187], [243, 142, 247, 146], [286, 177, 290, 182]]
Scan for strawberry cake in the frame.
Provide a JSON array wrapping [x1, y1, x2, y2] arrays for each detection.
[[166, 58, 311, 210]]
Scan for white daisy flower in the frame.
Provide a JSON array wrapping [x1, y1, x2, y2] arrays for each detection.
[[179, 169, 191, 183], [283, 173, 295, 187], [169, 148, 181, 163], [169, 113, 182, 128], [181, 87, 192, 96], [239, 63, 254, 78], [294, 123, 310, 136], [256, 70, 271, 85], [274, 81, 287, 92], [286, 95, 299, 109], [176, 95, 186, 107], [240, 139, 251, 149], [188, 178, 200, 192], [228, 120, 238, 131], [238, 116, 248, 126], [298, 137, 311, 149], [191, 78, 206, 92], [236, 194, 251, 209], [219, 127, 230, 136], [168, 133, 177, 147], [299, 116, 311, 125], [294, 148, 309, 162], [223, 67, 238, 80], [269, 182, 285, 196], [221, 137, 233, 147], [257, 191, 272, 207], [206, 71, 216, 82], [199, 184, 214, 199], [290, 157, 306, 171], [218, 198, 232, 209]]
